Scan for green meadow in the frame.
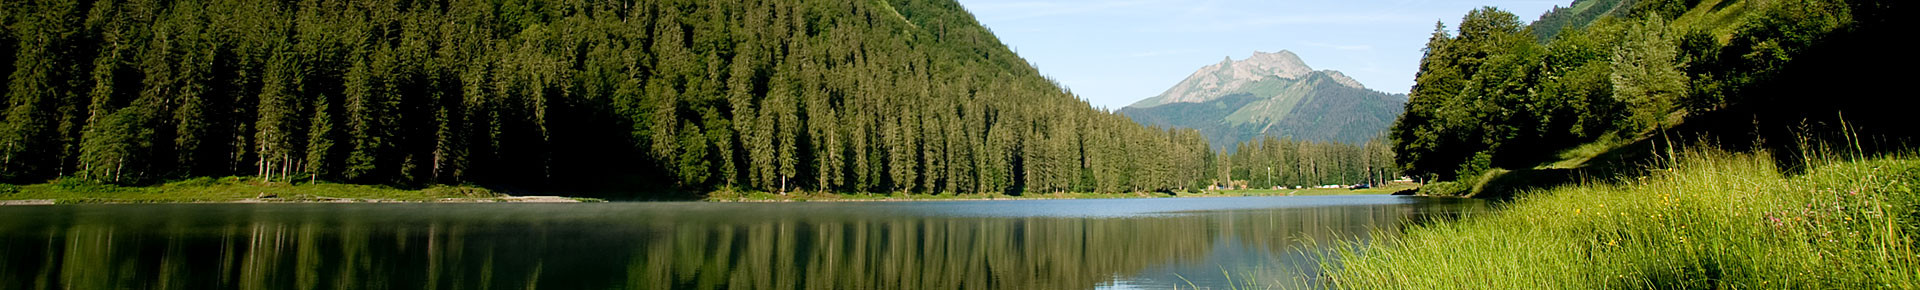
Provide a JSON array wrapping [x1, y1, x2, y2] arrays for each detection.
[[1323, 149, 1919, 288]]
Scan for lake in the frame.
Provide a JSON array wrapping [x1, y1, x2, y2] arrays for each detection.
[[0, 195, 1481, 289]]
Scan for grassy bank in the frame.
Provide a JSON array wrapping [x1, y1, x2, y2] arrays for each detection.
[[0, 177, 595, 204], [702, 190, 1153, 202], [2, 177, 1412, 204], [702, 182, 1416, 202], [1323, 149, 1919, 288], [1213, 181, 1419, 197]]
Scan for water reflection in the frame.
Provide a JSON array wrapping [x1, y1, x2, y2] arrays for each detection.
[[0, 196, 1479, 289]]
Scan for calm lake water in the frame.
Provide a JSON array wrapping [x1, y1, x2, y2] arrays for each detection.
[[0, 195, 1480, 289]]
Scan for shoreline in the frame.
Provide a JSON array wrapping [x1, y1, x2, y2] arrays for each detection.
[[704, 193, 1399, 203], [2, 180, 1419, 205], [0, 195, 595, 205], [0, 191, 1398, 205], [0, 177, 602, 205], [700, 183, 1419, 202]]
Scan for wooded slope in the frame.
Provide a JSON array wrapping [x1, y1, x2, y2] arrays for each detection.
[[1392, 0, 1914, 182], [0, 0, 1217, 196]]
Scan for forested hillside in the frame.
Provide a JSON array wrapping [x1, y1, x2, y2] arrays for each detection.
[[1527, 0, 1629, 41], [0, 0, 1220, 196], [1391, 0, 1913, 183]]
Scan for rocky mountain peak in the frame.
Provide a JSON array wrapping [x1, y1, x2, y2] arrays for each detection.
[[1119, 49, 1404, 147], [1238, 50, 1312, 80], [1131, 50, 1358, 108]]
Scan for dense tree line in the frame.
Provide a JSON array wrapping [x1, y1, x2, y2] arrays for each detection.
[[0, 0, 1227, 195], [1213, 136, 1397, 190], [1391, 0, 1913, 182]]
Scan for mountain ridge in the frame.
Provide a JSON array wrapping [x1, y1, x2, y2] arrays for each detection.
[[1128, 50, 1366, 109], [1119, 51, 1404, 147]]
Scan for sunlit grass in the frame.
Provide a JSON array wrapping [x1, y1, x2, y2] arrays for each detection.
[[1545, 136, 1627, 169], [1323, 148, 1920, 288]]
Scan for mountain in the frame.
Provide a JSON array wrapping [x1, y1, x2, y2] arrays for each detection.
[[1119, 51, 1405, 147]]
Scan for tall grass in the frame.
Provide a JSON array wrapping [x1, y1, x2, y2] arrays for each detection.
[[1323, 148, 1920, 288]]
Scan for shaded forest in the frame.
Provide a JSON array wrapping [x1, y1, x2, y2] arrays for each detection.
[[0, 0, 1239, 196], [1391, 0, 1915, 182]]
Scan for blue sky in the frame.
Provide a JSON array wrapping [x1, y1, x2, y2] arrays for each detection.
[[954, 0, 1568, 109]]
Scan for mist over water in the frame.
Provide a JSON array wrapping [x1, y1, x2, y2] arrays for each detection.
[[0, 196, 1480, 289]]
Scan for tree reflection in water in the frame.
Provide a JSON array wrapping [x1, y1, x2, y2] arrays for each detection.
[[0, 197, 1479, 289]]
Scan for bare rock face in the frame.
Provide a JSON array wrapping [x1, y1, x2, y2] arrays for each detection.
[[1131, 50, 1360, 108], [1236, 50, 1313, 80]]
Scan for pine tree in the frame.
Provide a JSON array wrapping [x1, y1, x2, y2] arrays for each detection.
[[805, 83, 841, 192], [77, 110, 153, 183], [2, 0, 81, 181], [341, 46, 381, 182], [723, 42, 758, 188], [675, 121, 709, 185], [169, 8, 214, 177], [304, 95, 335, 183], [254, 50, 302, 183], [772, 80, 799, 194], [647, 7, 689, 174]]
